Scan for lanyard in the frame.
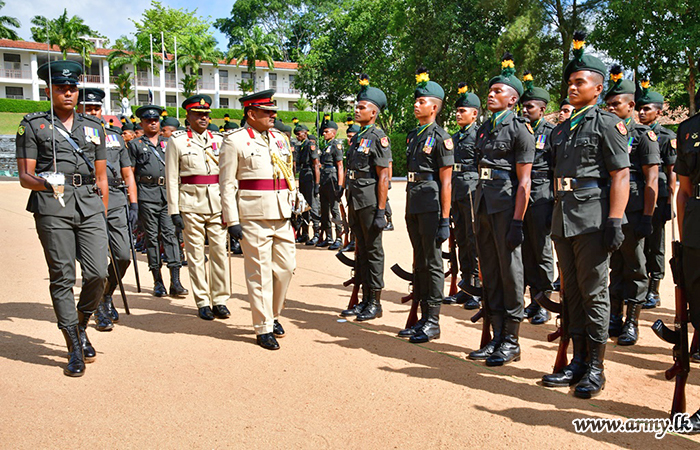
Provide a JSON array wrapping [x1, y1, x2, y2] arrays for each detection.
[[417, 122, 433, 136], [490, 110, 511, 128], [569, 105, 594, 131]]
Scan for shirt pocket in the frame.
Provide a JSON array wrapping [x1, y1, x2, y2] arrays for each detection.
[[181, 150, 202, 171], [492, 141, 510, 159], [574, 136, 599, 162], [242, 150, 262, 170]]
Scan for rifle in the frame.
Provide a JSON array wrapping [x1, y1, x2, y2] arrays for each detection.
[[470, 307, 492, 349], [534, 290, 568, 373], [105, 213, 130, 315], [390, 263, 418, 329], [123, 188, 141, 293], [332, 195, 350, 248], [443, 221, 458, 296], [336, 250, 361, 310]]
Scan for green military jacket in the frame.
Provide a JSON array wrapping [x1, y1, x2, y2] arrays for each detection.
[[104, 123, 131, 211], [650, 122, 677, 201], [16, 111, 107, 218], [530, 118, 556, 205], [406, 122, 455, 214], [626, 120, 661, 213], [128, 134, 168, 204], [474, 110, 536, 215], [296, 138, 319, 183], [550, 106, 630, 238], [346, 124, 391, 211], [451, 123, 478, 203], [674, 114, 700, 249], [319, 138, 343, 186]]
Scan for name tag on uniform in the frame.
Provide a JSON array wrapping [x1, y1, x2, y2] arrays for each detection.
[[423, 136, 435, 154], [83, 126, 100, 145], [536, 135, 546, 150], [627, 137, 634, 153], [105, 134, 120, 148], [359, 139, 372, 154]]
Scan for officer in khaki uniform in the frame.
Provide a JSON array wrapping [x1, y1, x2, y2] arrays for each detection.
[[541, 33, 630, 399], [220, 90, 296, 351], [16, 61, 109, 377], [166, 95, 230, 321]]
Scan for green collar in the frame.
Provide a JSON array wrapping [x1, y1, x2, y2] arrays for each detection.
[[490, 110, 511, 128], [417, 122, 433, 136]]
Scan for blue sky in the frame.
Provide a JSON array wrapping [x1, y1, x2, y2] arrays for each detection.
[[4, 0, 234, 50]]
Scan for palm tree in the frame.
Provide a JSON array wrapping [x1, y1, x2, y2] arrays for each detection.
[[175, 34, 223, 75], [225, 26, 283, 81], [0, 1, 20, 40], [30, 9, 101, 65], [108, 37, 159, 106], [114, 73, 133, 103], [181, 74, 199, 98]]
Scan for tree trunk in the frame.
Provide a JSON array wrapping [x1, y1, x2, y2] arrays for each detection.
[[689, 53, 697, 116]]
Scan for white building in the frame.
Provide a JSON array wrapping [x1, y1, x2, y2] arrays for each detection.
[[0, 39, 303, 114]]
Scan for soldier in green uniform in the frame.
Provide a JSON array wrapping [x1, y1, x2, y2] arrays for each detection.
[[675, 96, 700, 432], [637, 81, 677, 309], [128, 105, 188, 298], [540, 33, 630, 398], [520, 71, 555, 325], [396, 69, 453, 343], [316, 120, 345, 250], [558, 98, 574, 123], [16, 61, 109, 377], [76, 88, 139, 331], [442, 82, 480, 309], [467, 53, 534, 366], [604, 66, 660, 346], [161, 116, 180, 139], [339, 74, 391, 321], [294, 124, 321, 244], [120, 118, 136, 143]]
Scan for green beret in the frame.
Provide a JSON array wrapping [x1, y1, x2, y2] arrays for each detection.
[[414, 68, 444, 100], [322, 120, 338, 130], [161, 117, 180, 128], [564, 31, 607, 81], [136, 105, 164, 119], [37, 60, 82, 85], [273, 119, 285, 130], [294, 124, 309, 134], [454, 83, 481, 109], [207, 122, 219, 131], [223, 121, 239, 130], [78, 88, 105, 105], [604, 65, 635, 100], [559, 98, 571, 108], [120, 118, 134, 131], [280, 124, 292, 133], [182, 94, 212, 112], [356, 74, 387, 111], [636, 80, 665, 108], [347, 124, 360, 134], [520, 71, 550, 104], [489, 52, 523, 97]]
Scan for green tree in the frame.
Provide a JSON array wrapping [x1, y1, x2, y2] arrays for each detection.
[[30, 9, 102, 65], [114, 73, 133, 102], [293, 96, 311, 111], [238, 79, 254, 94], [0, 1, 20, 40], [175, 33, 222, 76], [181, 73, 199, 97], [591, 0, 700, 115], [107, 37, 160, 105], [225, 26, 283, 73]]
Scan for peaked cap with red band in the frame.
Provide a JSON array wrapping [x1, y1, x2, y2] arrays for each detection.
[[240, 89, 278, 110], [182, 94, 212, 112]]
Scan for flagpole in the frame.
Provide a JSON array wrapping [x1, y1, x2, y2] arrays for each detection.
[[175, 36, 179, 121], [149, 33, 154, 99], [161, 31, 166, 109]]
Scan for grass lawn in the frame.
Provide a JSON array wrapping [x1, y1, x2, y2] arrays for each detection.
[[0, 113, 27, 136]]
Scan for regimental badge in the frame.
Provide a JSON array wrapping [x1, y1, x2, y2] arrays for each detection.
[[536, 135, 547, 150], [647, 130, 658, 142], [444, 138, 454, 150], [337, 143, 343, 150], [83, 126, 101, 145], [616, 121, 628, 136], [310, 144, 316, 151], [423, 136, 435, 154], [380, 136, 389, 147], [17, 125, 25, 136], [525, 123, 534, 134], [671, 139, 677, 149], [627, 137, 634, 154]]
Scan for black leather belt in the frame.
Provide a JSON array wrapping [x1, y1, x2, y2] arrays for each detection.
[[108, 178, 124, 187], [531, 170, 550, 180], [479, 167, 513, 181], [138, 175, 165, 186], [407, 172, 435, 182], [66, 173, 95, 186], [453, 163, 477, 173], [347, 170, 373, 180], [323, 164, 337, 169], [556, 177, 607, 192]]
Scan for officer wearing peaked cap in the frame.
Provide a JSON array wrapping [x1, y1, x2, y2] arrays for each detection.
[[604, 66, 660, 347], [541, 32, 630, 399], [16, 60, 109, 376], [166, 94, 229, 321]]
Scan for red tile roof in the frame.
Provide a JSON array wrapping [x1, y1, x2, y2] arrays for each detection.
[[0, 39, 298, 70]]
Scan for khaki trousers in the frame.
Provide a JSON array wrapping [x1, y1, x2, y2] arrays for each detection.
[[182, 212, 229, 308], [239, 218, 296, 335]]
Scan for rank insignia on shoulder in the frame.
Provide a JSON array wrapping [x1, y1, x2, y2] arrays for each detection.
[[444, 138, 453, 150], [380, 136, 389, 148], [647, 130, 658, 142], [671, 139, 677, 149], [17, 125, 25, 136], [525, 123, 534, 134], [615, 121, 627, 136], [337, 143, 343, 150]]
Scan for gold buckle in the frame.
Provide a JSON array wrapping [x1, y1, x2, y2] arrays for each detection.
[[408, 173, 416, 182], [557, 177, 573, 192], [479, 168, 492, 180]]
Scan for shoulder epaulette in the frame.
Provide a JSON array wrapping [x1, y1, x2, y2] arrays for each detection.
[[172, 130, 187, 138], [81, 114, 103, 127], [23, 111, 48, 121]]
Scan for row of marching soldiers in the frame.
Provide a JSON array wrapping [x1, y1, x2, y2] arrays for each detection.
[[334, 31, 700, 430]]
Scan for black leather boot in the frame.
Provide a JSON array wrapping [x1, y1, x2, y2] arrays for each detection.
[[61, 326, 85, 377], [643, 278, 661, 309], [398, 300, 428, 337], [306, 231, 320, 246], [152, 269, 167, 297], [618, 302, 642, 346], [356, 289, 382, 322], [328, 238, 342, 251], [468, 315, 503, 360], [409, 303, 441, 343], [462, 294, 481, 310], [341, 285, 368, 317], [316, 234, 332, 247], [524, 294, 538, 318], [574, 340, 606, 398], [103, 295, 119, 323], [169, 267, 189, 297], [486, 319, 521, 366], [687, 409, 700, 434], [542, 335, 588, 387], [77, 312, 96, 363], [530, 304, 551, 325], [608, 297, 624, 338], [341, 240, 355, 252], [94, 300, 114, 332]]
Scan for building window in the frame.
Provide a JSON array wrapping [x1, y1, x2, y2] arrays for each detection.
[[288, 101, 297, 111], [138, 93, 149, 105], [220, 70, 229, 90], [166, 95, 177, 107], [242, 71, 255, 91], [288, 75, 298, 94], [39, 90, 48, 101], [269, 73, 277, 90], [3, 53, 22, 78], [219, 97, 229, 108], [5, 86, 23, 99]]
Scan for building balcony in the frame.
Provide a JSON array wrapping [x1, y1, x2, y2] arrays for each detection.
[[0, 68, 31, 79], [79, 74, 103, 84]]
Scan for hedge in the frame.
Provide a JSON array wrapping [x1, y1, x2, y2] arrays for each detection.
[[0, 98, 51, 113], [388, 133, 408, 177]]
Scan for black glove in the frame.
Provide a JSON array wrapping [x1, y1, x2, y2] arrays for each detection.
[[228, 224, 243, 240], [128, 203, 139, 230], [635, 214, 654, 240], [313, 184, 320, 196], [171, 213, 185, 232], [663, 203, 673, 222], [372, 208, 387, 231], [604, 217, 624, 252], [436, 218, 450, 244], [335, 186, 345, 202], [506, 219, 524, 251]]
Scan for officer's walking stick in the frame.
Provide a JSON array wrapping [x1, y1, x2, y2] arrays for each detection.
[[124, 199, 141, 293], [228, 235, 233, 296]]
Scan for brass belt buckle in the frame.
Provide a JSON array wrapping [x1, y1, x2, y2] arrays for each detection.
[[453, 163, 462, 172], [407, 172, 416, 182], [479, 168, 492, 180], [158, 177, 165, 186], [557, 177, 574, 192], [348, 170, 356, 180]]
